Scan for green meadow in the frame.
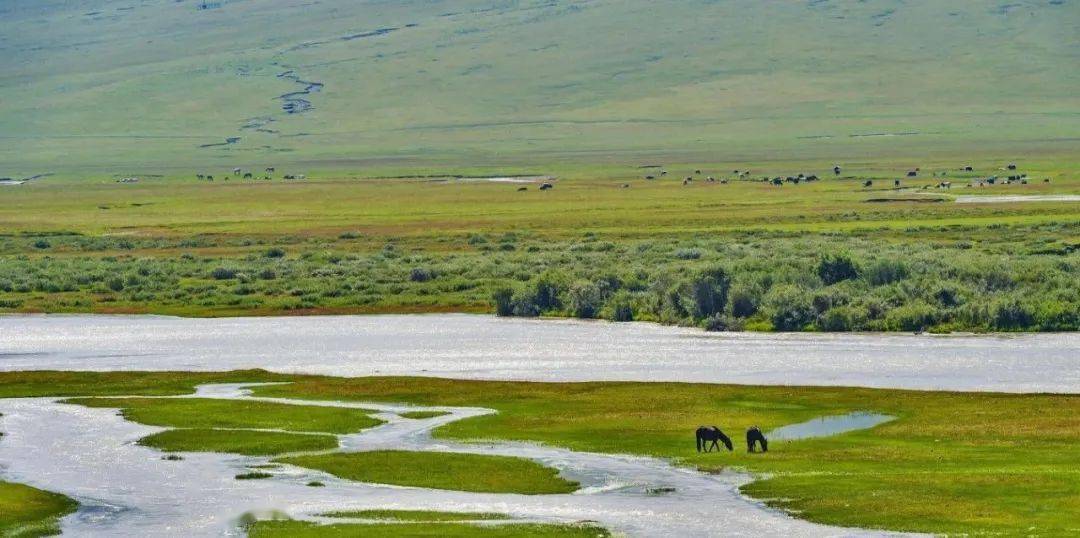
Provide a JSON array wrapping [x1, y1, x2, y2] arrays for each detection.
[[0, 481, 77, 538], [247, 520, 610, 538], [1, 1, 1076, 171], [1, 160, 1077, 331], [2, 371, 1076, 536], [276, 450, 578, 494]]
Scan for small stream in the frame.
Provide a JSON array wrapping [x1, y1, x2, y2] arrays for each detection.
[[0, 383, 915, 537]]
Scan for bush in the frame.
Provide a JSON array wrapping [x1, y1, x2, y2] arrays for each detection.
[[819, 306, 860, 331], [32, 239, 50, 249], [606, 291, 635, 322], [992, 299, 1034, 330], [688, 267, 730, 319], [728, 286, 759, 318], [492, 287, 514, 316], [703, 313, 742, 332], [210, 267, 238, 280], [885, 301, 940, 332], [264, 247, 286, 258], [818, 253, 859, 285], [106, 277, 125, 292], [258, 269, 277, 280], [866, 259, 908, 286], [567, 281, 604, 319], [765, 284, 815, 331], [409, 267, 435, 282]]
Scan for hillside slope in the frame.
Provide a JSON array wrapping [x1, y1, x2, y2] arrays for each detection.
[[1, 0, 1077, 171]]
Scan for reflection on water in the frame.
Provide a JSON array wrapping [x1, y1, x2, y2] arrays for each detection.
[[768, 412, 895, 441]]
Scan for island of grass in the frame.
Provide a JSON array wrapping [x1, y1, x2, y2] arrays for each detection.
[[275, 450, 578, 494], [320, 510, 507, 522], [63, 395, 382, 455], [247, 520, 609, 538], [398, 410, 451, 420], [0, 481, 78, 537], [64, 397, 383, 433], [139, 428, 338, 456]]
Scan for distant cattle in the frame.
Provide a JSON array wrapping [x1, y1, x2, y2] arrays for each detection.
[[833, 166, 841, 175], [539, 183, 553, 190], [907, 170, 917, 177], [771, 178, 783, 186], [233, 167, 242, 175], [207, 175, 214, 181], [694, 169, 702, 174], [517, 186, 528, 191], [645, 175, 655, 180], [243, 173, 253, 179], [894, 179, 901, 187], [196, 174, 204, 180], [1007, 163, 1017, 170], [620, 183, 630, 188], [266, 167, 275, 173], [863, 180, 873, 187]]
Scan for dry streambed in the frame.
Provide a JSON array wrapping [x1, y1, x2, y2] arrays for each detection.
[[0, 383, 912, 537]]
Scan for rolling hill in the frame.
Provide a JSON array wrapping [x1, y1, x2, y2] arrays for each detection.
[[1, 0, 1077, 173]]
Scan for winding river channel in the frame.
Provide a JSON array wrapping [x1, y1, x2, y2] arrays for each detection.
[[0, 314, 1076, 536], [0, 383, 911, 537]]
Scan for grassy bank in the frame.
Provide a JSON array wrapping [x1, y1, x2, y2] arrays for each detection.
[[137, 428, 338, 456], [0, 481, 77, 538], [276, 450, 578, 494], [1, 371, 1076, 535]]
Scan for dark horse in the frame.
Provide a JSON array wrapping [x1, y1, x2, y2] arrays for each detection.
[[746, 426, 768, 453], [695, 426, 733, 453]]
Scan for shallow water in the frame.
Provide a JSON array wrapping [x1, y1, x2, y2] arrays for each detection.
[[768, 413, 894, 441], [0, 383, 917, 537], [1, 314, 1077, 392]]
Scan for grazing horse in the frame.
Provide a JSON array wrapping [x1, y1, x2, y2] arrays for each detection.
[[695, 426, 733, 453], [746, 426, 768, 453]]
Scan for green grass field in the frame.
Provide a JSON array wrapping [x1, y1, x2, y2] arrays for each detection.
[[1, 161, 1077, 330], [0, 481, 77, 538], [247, 520, 610, 538], [1, 1, 1076, 171], [319, 510, 507, 522], [276, 450, 578, 494], [2, 371, 1076, 535], [138, 428, 338, 456]]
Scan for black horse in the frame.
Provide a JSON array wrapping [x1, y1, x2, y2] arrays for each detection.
[[695, 426, 733, 453], [746, 426, 768, 453]]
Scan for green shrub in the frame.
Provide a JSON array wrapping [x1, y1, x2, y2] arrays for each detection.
[[818, 253, 859, 285], [765, 284, 815, 331]]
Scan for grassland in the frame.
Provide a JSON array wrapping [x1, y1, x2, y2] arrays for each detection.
[[254, 376, 1080, 536], [137, 428, 338, 456], [1, 371, 1076, 535], [319, 510, 507, 521], [247, 520, 610, 538], [0, 481, 77, 538], [65, 397, 383, 433], [1, 160, 1077, 331], [1, 1, 1076, 171], [63, 396, 383, 455], [275, 450, 578, 494]]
